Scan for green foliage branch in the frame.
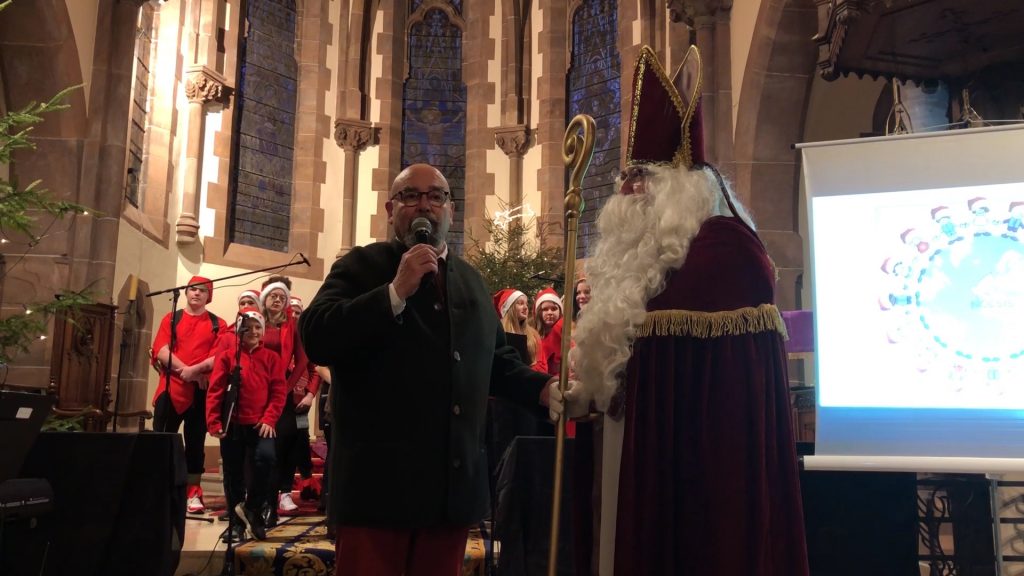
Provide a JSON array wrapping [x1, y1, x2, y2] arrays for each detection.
[[0, 75, 91, 365]]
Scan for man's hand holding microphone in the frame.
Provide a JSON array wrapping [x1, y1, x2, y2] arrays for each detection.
[[393, 217, 438, 300]]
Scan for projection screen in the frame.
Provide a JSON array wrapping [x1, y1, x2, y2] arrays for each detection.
[[799, 125, 1024, 473]]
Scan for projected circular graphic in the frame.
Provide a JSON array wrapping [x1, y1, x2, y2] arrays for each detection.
[[879, 197, 1024, 387]]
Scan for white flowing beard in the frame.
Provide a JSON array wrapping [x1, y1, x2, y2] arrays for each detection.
[[572, 165, 748, 409]]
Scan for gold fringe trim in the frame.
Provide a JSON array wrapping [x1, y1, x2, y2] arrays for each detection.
[[635, 303, 788, 340]]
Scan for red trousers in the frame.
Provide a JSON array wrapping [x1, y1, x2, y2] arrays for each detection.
[[334, 525, 469, 576]]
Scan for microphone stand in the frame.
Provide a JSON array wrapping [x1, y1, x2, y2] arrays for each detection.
[[112, 275, 138, 432], [162, 287, 181, 431], [144, 254, 311, 300], [220, 327, 244, 576]]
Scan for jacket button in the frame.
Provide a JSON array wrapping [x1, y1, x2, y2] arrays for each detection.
[[434, 302, 443, 311], [452, 404, 461, 416], [453, 350, 461, 362], [453, 458, 461, 469]]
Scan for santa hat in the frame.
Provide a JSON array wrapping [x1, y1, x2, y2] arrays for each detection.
[[931, 206, 950, 220], [260, 281, 291, 309], [237, 289, 260, 305], [900, 228, 917, 244], [968, 197, 989, 213], [1009, 201, 1024, 213], [626, 45, 704, 170], [534, 288, 562, 315], [237, 306, 265, 332], [188, 275, 213, 302], [493, 289, 525, 318], [289, 296, 303, 311]]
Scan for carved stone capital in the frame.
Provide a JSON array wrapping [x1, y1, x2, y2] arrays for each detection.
[[667, 0, 732, 24], [334, 118, 376, 153], [185, 67, 229, 104], [175, 213, 200, 245], [494, 125, 532, 158]]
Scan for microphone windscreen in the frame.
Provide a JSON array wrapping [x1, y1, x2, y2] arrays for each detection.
[[412, 217, 433, 244]]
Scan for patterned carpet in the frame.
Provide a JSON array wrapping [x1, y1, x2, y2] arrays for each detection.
[[232, 516, 334, 576], [227, 517, 489, 576], [195, 442, 491, 575]]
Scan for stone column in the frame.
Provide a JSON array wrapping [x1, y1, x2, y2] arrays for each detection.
[[177, 67, 226, 244], [334, 118, 376, 257], [693, 14, 716, 163], [535, 0, 570, 248], [494, 124, 532, 208]]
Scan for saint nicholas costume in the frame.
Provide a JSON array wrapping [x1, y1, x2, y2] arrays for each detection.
[[583, 46, 810, 576]]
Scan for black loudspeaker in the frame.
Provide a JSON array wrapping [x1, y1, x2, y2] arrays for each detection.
[[800, 470, 919, 576], [19, 432, 187, 576]]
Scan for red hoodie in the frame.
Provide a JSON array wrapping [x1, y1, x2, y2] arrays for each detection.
[[206, 338, 288, 433]]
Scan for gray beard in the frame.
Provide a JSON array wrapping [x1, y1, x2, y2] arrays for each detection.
[[572, 165, 724, 409]]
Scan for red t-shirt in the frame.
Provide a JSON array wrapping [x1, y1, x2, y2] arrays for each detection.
[[150, 310, 227, 413]]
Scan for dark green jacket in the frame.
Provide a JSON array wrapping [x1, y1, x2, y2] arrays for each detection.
[[299, 239, 550, 528]]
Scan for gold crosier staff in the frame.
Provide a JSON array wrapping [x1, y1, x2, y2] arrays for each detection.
[[547, 114, 596, 576]]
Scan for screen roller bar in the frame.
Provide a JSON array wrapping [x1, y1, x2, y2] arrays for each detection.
[[801, 455, 1024, 474]]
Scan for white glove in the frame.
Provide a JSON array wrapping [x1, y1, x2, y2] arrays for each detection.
[[548, 378, 588, 422]]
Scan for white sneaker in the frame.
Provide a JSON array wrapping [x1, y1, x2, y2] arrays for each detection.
[[186, 485, 205, 513], [279, 492, 298, 511]]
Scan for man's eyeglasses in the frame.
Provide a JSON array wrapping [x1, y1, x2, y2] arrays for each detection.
[[619, 166, 649, 184], [391, 188, 450, 207]]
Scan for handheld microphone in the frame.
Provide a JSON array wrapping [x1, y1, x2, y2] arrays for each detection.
[[411, 217, 433, 245], [298, 252, 311, 267], [235, 316, 248, 334], [410, 217, 439, 294]]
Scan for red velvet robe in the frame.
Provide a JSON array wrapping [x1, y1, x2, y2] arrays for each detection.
[[609, 215, 809, 576]]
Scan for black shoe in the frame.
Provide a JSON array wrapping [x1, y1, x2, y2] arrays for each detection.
[[221, 524, 246, 544], [235, 503, 266, 540], [260, 502, 278, 529]]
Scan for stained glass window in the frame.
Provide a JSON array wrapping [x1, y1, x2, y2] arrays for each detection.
[[403, 6, 467, 254], [229, 0, 298, 252], [567, 0, 620, 258], [125, 5, 153, 209]]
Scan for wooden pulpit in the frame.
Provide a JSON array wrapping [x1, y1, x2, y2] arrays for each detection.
[[48, 302, 117, 431]]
